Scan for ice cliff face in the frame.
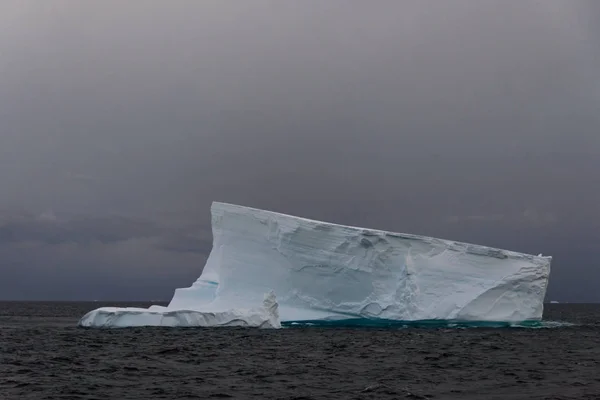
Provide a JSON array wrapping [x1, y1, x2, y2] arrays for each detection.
[[79, 202, 551, 328]]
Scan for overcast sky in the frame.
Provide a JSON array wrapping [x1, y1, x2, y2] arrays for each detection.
[[1, 1, 599, 302]]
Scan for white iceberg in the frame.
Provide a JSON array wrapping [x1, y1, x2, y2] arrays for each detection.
[[79, 202, 552, 328]]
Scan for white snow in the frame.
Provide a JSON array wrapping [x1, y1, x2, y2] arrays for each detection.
[[79, 202, 552, 328], [79, 290, 280, 328]]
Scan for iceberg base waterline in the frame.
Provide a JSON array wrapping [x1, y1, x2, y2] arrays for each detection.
[[283, 318, 545, 329], [79, 201, 552, 328]]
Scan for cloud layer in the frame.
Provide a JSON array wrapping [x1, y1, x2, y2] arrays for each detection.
[[1, 1, 599, 301]]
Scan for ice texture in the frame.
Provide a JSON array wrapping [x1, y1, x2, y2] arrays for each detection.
[[79, 290, 280, 328], [79, 202, 551, 328]]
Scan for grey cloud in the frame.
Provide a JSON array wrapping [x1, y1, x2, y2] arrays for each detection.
[[0, 210, 213, 255], [0, 1, 599, 301], [63, 172, 98, 183], [0, 237, 206, 301], [444, 209, 558, 226], [0, 211, 161, 245], [444, 215, 505, 224], [154, 226, 214, 255], [521, 209, 559, 226], [0, 211, 211, 301]]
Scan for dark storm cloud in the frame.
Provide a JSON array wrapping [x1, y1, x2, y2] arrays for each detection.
[[0, 211, 158, 245], [0, 210, 212, 253], [154, 226, 214, 255], [0, 1, 599, 300], [0, 211, 212, 300]]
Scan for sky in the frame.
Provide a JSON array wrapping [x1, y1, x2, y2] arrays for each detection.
[[1, 0, 599, 302]]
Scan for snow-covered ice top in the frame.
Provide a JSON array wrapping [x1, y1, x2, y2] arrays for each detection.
[[79, 202, 551, 328]]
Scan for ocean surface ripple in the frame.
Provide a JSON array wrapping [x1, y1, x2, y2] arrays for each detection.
[[1, 302, 599, 399]]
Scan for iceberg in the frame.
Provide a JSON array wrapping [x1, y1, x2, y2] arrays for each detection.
[[79, 202, 551, 328]]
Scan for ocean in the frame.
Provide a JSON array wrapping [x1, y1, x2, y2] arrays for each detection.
[[1, 302, 599, 399]]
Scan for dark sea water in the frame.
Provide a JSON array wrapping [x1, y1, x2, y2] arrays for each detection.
[[1, 302, 599, 400]]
